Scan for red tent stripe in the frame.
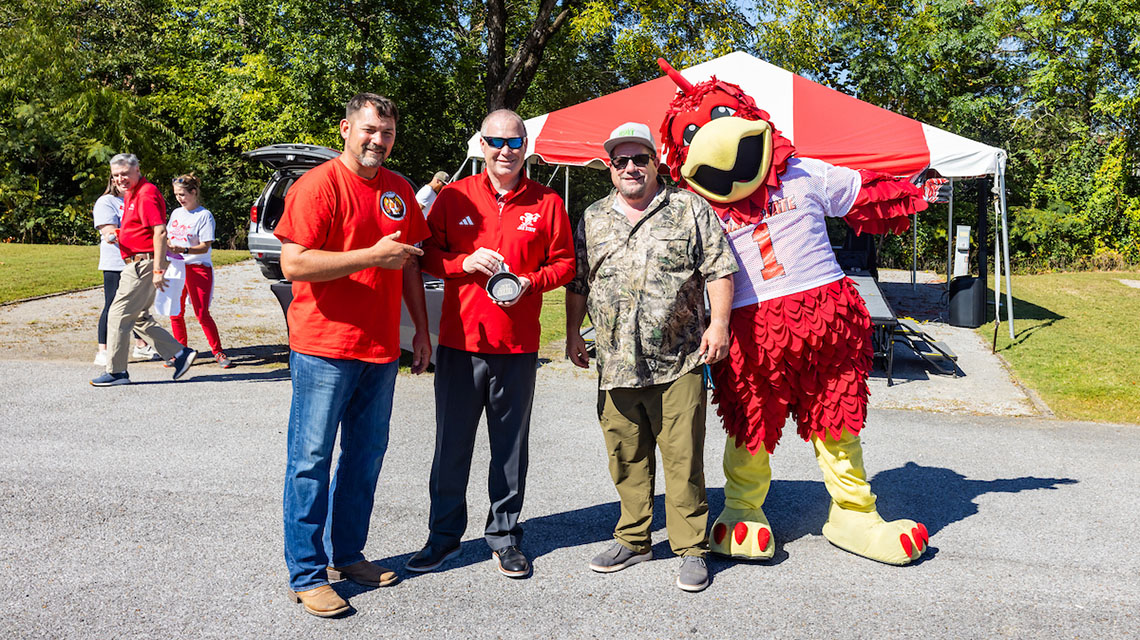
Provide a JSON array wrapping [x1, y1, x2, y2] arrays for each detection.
[[533, 77, 679, 165], [791, 75, 930, 176]]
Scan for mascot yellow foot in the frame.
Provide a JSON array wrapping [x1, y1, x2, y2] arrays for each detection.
[[813, 432, 929, 565], [821, 502, 929, 565], [711, 439, 775, 559], [711, 507, 774, 559]]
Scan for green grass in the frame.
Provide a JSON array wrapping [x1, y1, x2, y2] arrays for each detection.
[[0, 244, 249, 304], [539, 286, 570, 350], [981, 271, 1140, 424]]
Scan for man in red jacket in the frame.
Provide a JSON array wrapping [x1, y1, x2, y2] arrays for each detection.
[[411, 109, 575, 578], [91, 153, 197, 386]]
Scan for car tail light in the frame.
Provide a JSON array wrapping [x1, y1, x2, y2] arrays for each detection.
[[250, 204, 259, 223]]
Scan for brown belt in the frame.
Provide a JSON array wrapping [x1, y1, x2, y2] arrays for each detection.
[[125, 252, 154, 262]]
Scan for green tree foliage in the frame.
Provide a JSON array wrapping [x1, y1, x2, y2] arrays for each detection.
[[1, 0, 1136, 273], [0, 0, 177, 242], [1, 0, 752, 244]]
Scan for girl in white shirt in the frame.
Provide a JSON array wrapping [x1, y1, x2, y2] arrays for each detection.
[[167, 174, 232, 368]]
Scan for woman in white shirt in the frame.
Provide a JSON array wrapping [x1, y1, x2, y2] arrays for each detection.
[[166, 174, 232, 368]]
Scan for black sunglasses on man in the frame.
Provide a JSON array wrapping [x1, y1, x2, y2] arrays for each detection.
[[609, 154, 652, 170]]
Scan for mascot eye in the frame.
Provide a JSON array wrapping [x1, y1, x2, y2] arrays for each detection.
[[711, 106, 737, 119], [682, 123, 700, 146]]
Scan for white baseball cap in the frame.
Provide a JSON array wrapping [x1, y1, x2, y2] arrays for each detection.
[[603, 122, 658, 157]]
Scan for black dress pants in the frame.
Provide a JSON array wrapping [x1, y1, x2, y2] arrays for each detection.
[[428, 345, 537, 551]]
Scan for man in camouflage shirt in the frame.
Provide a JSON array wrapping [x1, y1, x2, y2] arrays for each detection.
[[565, 122, 737, 592]]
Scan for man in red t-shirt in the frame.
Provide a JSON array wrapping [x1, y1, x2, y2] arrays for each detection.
[[274, 93, 431, 618], [90, 154, 198, 386], [408, 109, 575, 579]]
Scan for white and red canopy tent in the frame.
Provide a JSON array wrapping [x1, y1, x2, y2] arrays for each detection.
[[463, 51, 1013, 335]]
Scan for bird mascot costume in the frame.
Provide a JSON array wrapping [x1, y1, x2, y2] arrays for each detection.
[[656, 58, 930, 564]]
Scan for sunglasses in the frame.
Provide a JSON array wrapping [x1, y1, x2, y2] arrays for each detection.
[[610, 154, 653, 170], [483, 136, 525, 149]]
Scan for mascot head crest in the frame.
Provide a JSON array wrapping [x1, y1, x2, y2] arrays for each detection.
[[657, 58, 794, 211]]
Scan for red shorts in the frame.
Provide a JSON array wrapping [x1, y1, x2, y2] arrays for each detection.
[[711, 277, 873, 454]]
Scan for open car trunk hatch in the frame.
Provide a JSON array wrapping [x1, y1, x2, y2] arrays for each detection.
[[243, 144, 339, 171]]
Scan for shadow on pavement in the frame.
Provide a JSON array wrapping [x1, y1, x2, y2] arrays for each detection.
[[870, 462, 1077, 536], [127, 366, 290, 385], [187, 368, 291, 383], [364, 462, 1076, 584], [218, 344, 289, 367]]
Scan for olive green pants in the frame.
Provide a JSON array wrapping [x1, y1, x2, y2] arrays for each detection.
[[597, 370, 708, 557]]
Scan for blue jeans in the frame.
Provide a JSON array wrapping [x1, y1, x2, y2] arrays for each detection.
[[283, 351, 398, 591]]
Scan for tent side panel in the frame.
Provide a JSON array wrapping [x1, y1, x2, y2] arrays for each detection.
[[921, 124, 1000, 177]]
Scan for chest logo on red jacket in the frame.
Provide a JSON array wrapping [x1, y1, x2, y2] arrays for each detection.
[[380, 192, 406, 220], [517, 212, 541, 233]]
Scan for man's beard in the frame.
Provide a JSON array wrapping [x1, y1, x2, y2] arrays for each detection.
[[617, 177, 650, 201], [357, 145, 386, 168]]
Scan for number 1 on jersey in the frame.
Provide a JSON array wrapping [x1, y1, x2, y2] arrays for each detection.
[[751, 222, 785, 280]]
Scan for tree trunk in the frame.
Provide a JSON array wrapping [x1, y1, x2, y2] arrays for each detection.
[[484, 0, 578, 112]]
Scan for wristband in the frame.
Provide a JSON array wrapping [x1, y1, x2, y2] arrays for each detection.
[[153, 269, 165, 275]]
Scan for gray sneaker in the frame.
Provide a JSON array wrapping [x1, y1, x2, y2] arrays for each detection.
[[589, 542, 652, 573], [676, 556, 709, 592]]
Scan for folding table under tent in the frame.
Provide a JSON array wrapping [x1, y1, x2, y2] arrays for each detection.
[[461, 51, 1015, 338]]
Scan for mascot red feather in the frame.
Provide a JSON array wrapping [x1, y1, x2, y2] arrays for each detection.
[[657, 58, 930, 564]]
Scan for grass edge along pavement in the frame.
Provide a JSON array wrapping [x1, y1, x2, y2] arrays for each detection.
[[980, 270, 1140, 424], [0, 243, 249, 304]]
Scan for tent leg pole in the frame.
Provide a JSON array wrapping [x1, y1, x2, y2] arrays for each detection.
[[947, 180, 954, 291], [999, 166, 1015, 340], [912, 214, 917, 290], [564, 166, 570, 213], [992, 193, 1003, 346]]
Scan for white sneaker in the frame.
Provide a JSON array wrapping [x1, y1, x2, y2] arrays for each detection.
[[93, 351, 107, 366], [132, 344, 160, 361]]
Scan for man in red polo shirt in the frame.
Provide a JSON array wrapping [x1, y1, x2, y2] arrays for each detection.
[[408, 109, 575, 579], [275, 93, 431, 618], [91, 154, 197, 386]]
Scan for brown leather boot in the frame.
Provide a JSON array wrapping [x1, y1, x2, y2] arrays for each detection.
[[327, 560, 399, 587], [288, 585, 350, 618]]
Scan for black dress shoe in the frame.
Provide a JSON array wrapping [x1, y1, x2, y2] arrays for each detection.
[[405, 542, 461, 573], [493, 545, 530, 578]]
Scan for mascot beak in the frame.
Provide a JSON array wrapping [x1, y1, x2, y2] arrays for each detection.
[[680, 117, 772, 204]]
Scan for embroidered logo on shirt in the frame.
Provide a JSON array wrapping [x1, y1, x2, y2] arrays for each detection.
[[517, 212, 541, 233], [380, 192, 406, 220], [458, 216, 475, 226]]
